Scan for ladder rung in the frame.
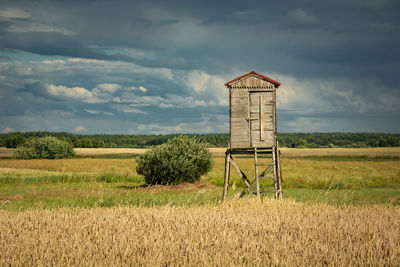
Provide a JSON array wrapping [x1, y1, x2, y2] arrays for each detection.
[[252, 190, 277, 194], [260, 190, 278, 193], [256, 163, 274, 166], [259, 176, 274, 180]]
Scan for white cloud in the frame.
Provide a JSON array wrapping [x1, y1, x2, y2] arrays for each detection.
[[112, 105, 146, 114], [118, 93, 164, 105], [2, 59, 225, 109], [68, 58, 103, 64], [67, 58, 173, 80], [183, 70, 228, 106], [158, 103, 175, 108], [166, 94, 217, 108], [46, 84, 92, 99], [45, 84, 105, 103], [95, 83, 121, 93], [186, 70, 210, 93], [85, 109, 114, 116], [74, 125, 88, 132], [0, 8, 30, 19], [273, 73, 371, 114], [118, 92, 215, 109], [42, 60, 66, 65], [138, 86, 147, 93], [128, 113, 229, 134], [45, 83, 126, 103], [125, 85, 147, 93]]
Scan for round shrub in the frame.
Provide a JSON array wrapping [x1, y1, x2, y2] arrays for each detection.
[[136, 135, 213, 185], [14, 136, 76, 159]]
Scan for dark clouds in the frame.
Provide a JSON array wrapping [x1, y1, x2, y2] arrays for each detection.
[[0, 0, 399, 133]]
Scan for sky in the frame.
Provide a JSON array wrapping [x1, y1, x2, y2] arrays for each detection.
[[0, 0, 399, 134]]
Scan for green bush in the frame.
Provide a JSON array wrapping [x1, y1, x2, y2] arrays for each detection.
[[14, 136, 76, 159], [136, 135, 213, 185]]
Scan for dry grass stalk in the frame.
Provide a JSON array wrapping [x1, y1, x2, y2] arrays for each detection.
[[0, 199, 399, 266]]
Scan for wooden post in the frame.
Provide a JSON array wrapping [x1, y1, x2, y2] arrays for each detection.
[[222, 149, 231, 202], [254, 148, 260, 197], [272, 147, 278, 199], [276, 144, 283, 200]]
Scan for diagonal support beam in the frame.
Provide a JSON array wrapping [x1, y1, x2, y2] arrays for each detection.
[[259, 165, 273, 178], [229, 155, 255, 194], [249, 165, 274, 187]]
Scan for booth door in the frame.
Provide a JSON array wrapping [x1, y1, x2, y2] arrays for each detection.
[[249, 92, 275, 147]]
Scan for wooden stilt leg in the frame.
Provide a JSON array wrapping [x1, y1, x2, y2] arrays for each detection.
[[222, 150, 231, 202], [276, 146, 283, 200], [272, 147, 278, 199], [254, 148, 260, 198]]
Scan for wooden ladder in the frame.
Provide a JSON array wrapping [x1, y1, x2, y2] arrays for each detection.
[[253, 147, 282, 199]]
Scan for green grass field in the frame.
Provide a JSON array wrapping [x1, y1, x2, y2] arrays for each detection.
[[0, 148, 399, 210]]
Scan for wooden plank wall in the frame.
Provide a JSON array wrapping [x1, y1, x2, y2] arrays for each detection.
[[228, 75, 277, 148], [230, 89, 249, 148], [249, 92, 274, 147]]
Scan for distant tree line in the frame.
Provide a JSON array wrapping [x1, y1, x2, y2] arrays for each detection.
[[0, 132, 399, 148], [277, 133, 400, 148]]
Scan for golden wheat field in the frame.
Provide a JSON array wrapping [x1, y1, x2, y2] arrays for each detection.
[[1, 199, 399, 266]]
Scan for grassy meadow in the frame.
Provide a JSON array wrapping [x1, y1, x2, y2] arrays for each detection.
[[0, 147, 400, 265], [1, 147, 399, 208]]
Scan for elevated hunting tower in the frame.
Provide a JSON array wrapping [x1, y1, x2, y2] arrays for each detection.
[[222, 71, 283, 200]]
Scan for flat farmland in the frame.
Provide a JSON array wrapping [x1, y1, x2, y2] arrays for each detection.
[[2, 147, 400, 158], [0, 147, 399, 265], [0, 147, 399, 208]]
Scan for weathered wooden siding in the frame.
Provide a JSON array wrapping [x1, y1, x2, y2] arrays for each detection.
[[249, 92, 275, 147], [228, 73, 278, 149], [230, 89, 249, 148]]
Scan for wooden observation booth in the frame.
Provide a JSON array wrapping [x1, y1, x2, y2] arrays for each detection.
[[222, 71, 283, 200]]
